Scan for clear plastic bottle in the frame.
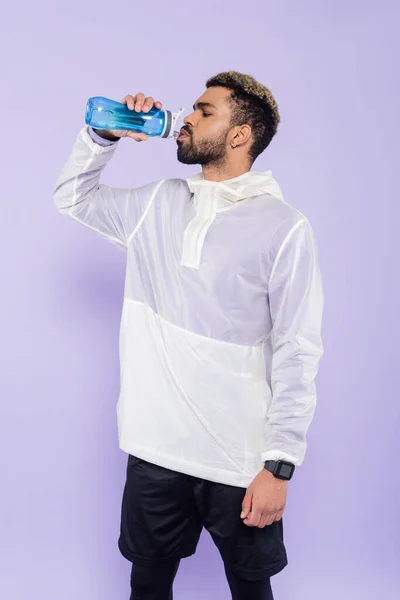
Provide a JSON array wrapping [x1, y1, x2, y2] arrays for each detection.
[[85, 96, 184, 139]]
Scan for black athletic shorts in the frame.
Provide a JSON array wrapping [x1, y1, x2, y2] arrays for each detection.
[[118, 454, 288, 581]]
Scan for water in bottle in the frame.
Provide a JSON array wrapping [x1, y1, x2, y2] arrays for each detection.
[[85, 96, 184, 139]]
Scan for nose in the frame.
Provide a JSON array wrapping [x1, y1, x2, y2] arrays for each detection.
[[183, 111, 195, 127]]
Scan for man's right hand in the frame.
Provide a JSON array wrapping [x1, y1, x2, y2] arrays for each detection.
[[95, 93, 163, 142]]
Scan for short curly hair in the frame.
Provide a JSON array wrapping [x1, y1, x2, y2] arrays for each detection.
[[206, 70, 280, 163]]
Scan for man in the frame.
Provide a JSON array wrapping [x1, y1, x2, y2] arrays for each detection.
[[53, 71, 324, 599]]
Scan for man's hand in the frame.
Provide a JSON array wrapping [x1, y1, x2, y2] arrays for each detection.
[[100, 93, 163, 142], [240, 468, 288, 528]]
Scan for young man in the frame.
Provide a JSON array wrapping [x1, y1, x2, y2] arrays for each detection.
[[53, 71, 324, 600]]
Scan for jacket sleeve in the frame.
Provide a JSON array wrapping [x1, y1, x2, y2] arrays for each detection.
[[53, 125, 150, 251], [261, 219, 324, 467]]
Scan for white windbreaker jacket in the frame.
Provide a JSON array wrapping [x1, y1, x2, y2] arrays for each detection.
[[53, 125, 324, 488]]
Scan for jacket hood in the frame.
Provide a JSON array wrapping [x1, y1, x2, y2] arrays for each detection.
[[186, 170, 284, 204]]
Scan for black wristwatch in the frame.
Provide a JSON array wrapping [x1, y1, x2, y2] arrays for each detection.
[[264, 460, 295, 480]]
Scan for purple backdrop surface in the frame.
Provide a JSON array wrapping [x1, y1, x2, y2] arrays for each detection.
[[1, 1, 399, 598]]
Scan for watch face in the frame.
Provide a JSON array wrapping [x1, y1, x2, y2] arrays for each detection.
[[278, 463, 293, 478]]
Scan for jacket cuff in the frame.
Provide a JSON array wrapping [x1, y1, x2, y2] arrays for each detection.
[[261, 450, 300, 465], [87, 125, 120, 147]]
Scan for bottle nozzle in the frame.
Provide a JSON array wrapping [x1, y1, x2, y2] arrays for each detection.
[[160, 108, 185, 138], [169, 107, 185, 138]]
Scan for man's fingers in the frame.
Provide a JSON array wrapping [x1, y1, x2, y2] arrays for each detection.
[[113, 93, 162, 140], [263, 511, 281, 527], [119, 94, 162, 113], [142, 97, 154, 112], [127, 132, 148, 142], [120, 95, 135, 109], [258, 512, 277, 528], [258, 514, 269, 528], [241, 492, 252, 519], [247, 508, 285, 528], [244, 508, 262, 528], [134, 92, 145, 112]]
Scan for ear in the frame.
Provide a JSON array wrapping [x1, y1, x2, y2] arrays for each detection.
[[231, 124, 252, 148]]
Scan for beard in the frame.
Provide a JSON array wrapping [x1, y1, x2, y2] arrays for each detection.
[[177, 128, 230, 166]]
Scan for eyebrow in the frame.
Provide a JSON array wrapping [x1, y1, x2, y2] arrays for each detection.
[[193, 101, 218, 111]]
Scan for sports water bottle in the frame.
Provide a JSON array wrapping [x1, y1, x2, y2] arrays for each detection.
[[85, 96, 184, 139]]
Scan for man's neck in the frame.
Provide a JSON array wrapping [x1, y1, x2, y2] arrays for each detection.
[[201, 160, 251, 182]]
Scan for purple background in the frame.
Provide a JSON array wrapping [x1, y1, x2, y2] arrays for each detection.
[[1, 1, 399, 598]]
